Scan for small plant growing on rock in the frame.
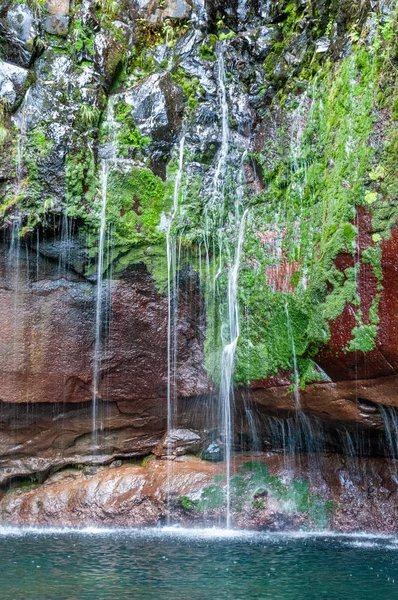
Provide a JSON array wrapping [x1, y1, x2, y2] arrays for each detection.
[[80, 105, 101, 127]]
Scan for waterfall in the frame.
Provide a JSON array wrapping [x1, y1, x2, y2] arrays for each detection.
[[92, 160, 108, 443], [164, 136, 185, 522], [220, 208, 248, 528], [92, 99, 117, 445], [380, 406, 398, 460], [201, 43, 252, 528], [166, 135, 185, 434], [15, 88, 31, 197], [213, 45, 229, 196], [284, 302, 322, 465], [245, 408, 261, 452], [285, 303, 300, 409]]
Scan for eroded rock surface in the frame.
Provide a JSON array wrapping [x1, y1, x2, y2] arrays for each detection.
[[2, 454, 398, 534]]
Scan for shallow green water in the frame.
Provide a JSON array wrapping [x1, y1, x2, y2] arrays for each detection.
[[1, 527, 398, 599]]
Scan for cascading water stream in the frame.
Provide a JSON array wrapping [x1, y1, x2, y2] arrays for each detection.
[[92, 160, 109, 444], [213, 46, 229, 196], [203, 43, 230, 352], [220, 208, 248, 529], [15, 88, 31, 197], [164, 136, 185, 522], [284, 303, 300, 410], [166, 135, 185, 434], [92, 98, 117, 446], [284, 302, 321, 462], [203, 43, 252, 528], [380, 406, 398, 461]]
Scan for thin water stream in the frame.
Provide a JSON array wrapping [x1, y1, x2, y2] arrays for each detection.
[[92, 160, 109, 443], [92, 98, 118, 444], [219, 209, 248, 527], [165, 136, 185, 520], [166, 135, 185, 434]]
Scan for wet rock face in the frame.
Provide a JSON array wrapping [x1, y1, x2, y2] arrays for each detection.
[[0, 235, 209, 483], [44, 0, 70, 34], [315, 210, 398, 382], [2, 454, 398, 534], [0, 2, 39, 67], [137, 0, 193, 24], [124, 72, 185, 175], [0, 0, 396, 489], [0, 400, 165, 485], [0, 233, 207, 406], [0, 60, 29, 109]]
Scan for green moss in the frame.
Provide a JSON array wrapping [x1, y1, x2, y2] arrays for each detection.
[[179, 462, 333, 528], [199, 44, 216, 61], [4, 125, 55, 230], [362, 245, 383, 286], [106, 166, 170, 247], [141, 455, 155, 467], [65, 147, 97, 224], [72, 18, 95, 58], [111, 245, 169, 292], [193, 15, 398, 385], [227, 43, 380, 383], [177, 495, 198, 511], [114, 100, 151, 156], [347, 324, 377, 353], [170, 67, 204, 110]]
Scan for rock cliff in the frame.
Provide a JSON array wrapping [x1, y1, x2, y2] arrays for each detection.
[[0, 0, 397, 527]]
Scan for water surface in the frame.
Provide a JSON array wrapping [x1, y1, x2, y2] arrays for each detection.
[[0, 527, 397, 599]]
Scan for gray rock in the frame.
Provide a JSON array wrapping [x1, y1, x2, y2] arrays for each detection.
[[46, 0, 70, 15], [13, 49, 100, 134], [153, 428, 203, 457], [0, 2, 39, 67], [94, 32, 125, 89], [137, 0, 192, 24], [0, 60, 29, 109], [191, 0, 207, 25], [201, 440, 223, 462], [124, 72, 184, 174], [162, 0, 192, 19], [256, 26, 274, 59], [125, 72, 184, 141], [43, 15, 69, 36], [315, 36, 331, 54]]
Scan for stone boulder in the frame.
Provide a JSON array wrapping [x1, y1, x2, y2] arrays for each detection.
[[0, 1, 39, 68], [0, 60, 29, 110], [43, 15, 69, 36], [153, 429, 203, 457], [136, 0, 193, 25]]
